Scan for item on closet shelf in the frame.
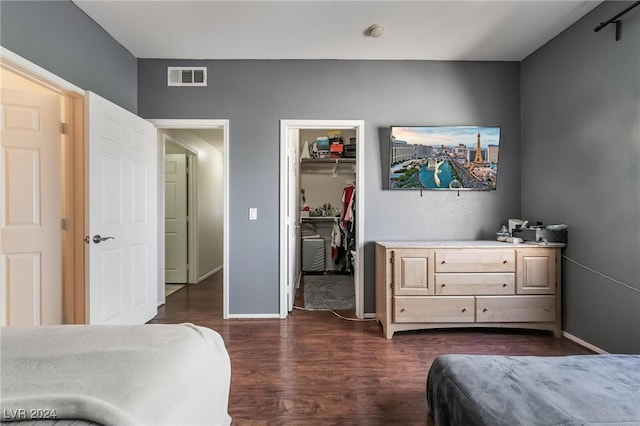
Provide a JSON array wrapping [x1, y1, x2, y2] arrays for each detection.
[[343, 144, 356, 158], [300, 222, 319, 238], [330, 143, 344, 158], [316, 137, 329, 150], [301, 141, 311, 159], [316, 137, 330, 158]]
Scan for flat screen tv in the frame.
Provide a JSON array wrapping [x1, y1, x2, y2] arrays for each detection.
[[389, 126, 501, 191]]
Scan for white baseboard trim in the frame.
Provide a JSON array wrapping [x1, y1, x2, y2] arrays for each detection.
[[226, 313, 281, 319], [562, 331, 607, 354], [198, 265, 223, 282], [363, 312, 376, 319]]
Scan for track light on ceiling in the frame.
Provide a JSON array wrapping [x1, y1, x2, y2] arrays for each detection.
[[367, 24, 385, 38]]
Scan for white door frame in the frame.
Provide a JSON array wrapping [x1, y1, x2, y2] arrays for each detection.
[[1, 47, 86, 323], [279, 120, 365, 319], [151, 119, 230, 319]]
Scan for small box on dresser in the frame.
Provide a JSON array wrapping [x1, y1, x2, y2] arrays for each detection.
[[375, 241, 563, 339]]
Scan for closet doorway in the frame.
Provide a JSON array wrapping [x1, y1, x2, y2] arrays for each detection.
[[279, 120, 365, 319]]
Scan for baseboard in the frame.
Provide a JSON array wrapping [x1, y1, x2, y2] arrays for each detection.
[[562, 331, 608, 354], [226, 313, 280, 319], [198, 265, 223, 282], [363, 312, 376, 319]]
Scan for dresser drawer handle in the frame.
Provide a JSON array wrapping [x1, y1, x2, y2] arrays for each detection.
[[503, 260, 508, 264], [400, 308, 406, 312], [502, 283, 507, 287], [441, 283, 446, 287], [483, 308, 488, 312], [461, 308, 467, 312], [441, 260, 446, 264]]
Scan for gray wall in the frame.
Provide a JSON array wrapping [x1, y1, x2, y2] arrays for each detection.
[[521, 2, 640, 353], [138, 60, 522, 314], [0, 0, 137, 113], [8, 0, 633, 353]]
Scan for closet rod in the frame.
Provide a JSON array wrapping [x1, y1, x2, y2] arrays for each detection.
[[593, 1, 640, 41]]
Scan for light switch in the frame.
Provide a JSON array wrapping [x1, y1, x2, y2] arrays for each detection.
[[249, 207, 258, 220]]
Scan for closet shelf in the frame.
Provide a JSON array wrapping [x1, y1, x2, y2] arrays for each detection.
[[301, 158, 355, 164], [301, 216, 340, 222]]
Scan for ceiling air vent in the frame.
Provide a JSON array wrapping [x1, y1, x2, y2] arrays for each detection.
[[167, 67, 207, 87]]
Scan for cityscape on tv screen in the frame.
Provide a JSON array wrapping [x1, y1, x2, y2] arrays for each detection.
[[389, 126, 501, 190]]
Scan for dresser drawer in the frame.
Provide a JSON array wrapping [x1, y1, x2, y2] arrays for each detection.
[[394, 296, 474, 323], [476, 295, 556, 322], [435, 250, 515, 273], [435, 273, 515, 295]]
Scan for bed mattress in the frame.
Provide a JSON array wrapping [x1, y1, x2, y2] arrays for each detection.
[[426, 354, 640, 426]]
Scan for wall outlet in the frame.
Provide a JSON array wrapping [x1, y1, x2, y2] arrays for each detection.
[[249, 207, 258, 220]]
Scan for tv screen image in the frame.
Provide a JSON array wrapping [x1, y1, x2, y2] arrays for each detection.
[[389, 126, 501, 191]]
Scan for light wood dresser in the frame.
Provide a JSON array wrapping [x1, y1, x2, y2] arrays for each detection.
[[375, 241, 563, 339]]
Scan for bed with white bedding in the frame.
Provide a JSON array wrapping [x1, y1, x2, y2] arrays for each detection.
[[0, 323, 231, 426]]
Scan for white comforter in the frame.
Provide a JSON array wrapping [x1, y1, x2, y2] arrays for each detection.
[[0, 323, 232, 426]]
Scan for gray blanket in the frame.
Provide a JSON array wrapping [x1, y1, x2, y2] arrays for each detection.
[[427, 354, 640, 426], [1, 323, 231, 426]]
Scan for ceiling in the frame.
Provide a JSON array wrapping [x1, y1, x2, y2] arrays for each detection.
[[73, 1, 603, 61]]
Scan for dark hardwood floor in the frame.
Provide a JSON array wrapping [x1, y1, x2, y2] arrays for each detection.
[[149, 271, 592, 425]]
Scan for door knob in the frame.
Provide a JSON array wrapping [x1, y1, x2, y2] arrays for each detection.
[[92, 234, 115, 244]]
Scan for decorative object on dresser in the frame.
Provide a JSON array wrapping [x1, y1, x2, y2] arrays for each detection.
[[375, 241, 563, 339]]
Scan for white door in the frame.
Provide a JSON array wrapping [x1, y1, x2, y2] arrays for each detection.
[[286, 129, 301, 311], [86, 91, 158, 324], [0, 88, 62, 326], [165, 153, 188, 283]]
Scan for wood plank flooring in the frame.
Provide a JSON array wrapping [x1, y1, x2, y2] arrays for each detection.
[[149, 271, 592, 425]]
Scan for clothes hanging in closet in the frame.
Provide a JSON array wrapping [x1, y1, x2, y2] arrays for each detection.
[[341, 184, 355, 228], [341, 183, 356, 273], [331, 220, 341, 261]]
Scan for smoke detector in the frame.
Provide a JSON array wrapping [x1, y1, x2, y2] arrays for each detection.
[[367, 24, 385, 38]]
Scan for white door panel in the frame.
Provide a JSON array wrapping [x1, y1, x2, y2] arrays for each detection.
[[287, 129, 300, 312], [86, 91, 157, 324], [165, 154, 187, 283], [1, 88, 62, 326]]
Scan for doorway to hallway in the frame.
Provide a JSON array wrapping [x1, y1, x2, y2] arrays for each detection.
[[153, 120, 230, 319]]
